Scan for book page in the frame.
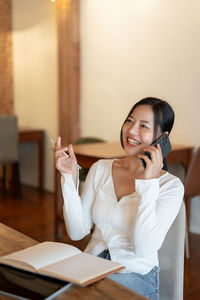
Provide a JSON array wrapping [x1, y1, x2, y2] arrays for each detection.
[[0, 242, 81, 270], [39, 252, 124, 286]]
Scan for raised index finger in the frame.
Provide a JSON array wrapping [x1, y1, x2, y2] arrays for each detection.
[[55, 136, 61, 150]]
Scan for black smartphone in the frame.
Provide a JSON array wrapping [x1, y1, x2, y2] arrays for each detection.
[[141, 133, 171, 168]]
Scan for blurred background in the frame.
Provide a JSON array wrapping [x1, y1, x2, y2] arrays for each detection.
[[1, 0, 199, 232]]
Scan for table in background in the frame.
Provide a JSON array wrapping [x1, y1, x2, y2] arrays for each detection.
[[0, 223, 147, 300], [73, 142, 193, 171], [55, 141, 193, 239], [19, 129, 44, 190]]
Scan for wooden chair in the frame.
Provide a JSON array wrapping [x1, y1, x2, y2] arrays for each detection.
[[184, 147, 200, 258], [0, 115, 21, 195]]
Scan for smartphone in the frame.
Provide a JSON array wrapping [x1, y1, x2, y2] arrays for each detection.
[[141, 133, 171, 168]]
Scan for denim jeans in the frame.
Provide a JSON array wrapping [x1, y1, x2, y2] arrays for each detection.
[[98, 250, 159, 300]]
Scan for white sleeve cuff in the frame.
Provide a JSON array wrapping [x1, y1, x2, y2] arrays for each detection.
[[61, 172, 79, 192]]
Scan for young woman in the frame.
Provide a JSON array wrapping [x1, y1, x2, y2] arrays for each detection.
[[55, 97, 184, 300]]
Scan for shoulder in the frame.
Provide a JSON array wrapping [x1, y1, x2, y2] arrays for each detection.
[[90, 159, 114, 172], [85, 159, 114, 188]]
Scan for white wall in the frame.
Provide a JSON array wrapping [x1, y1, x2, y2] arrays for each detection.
[[80, 0, 200, 146], [12, 0, 58, 192]]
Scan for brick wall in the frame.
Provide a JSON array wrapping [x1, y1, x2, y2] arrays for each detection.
[[0, 0, 14, 115]]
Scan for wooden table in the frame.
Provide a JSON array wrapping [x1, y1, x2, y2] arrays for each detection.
[[0, 223, 147, 300], [73, 141, 193, 171], [55, 141, 193, 239], [19, 129, 44, 190]]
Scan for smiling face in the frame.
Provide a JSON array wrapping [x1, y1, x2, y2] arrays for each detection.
[[122, 104, 159, 156]]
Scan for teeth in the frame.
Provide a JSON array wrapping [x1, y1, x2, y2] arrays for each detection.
[[128, 138, 140, 145]]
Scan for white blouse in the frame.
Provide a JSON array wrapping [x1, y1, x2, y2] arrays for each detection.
[[61, 159, 184, 275]]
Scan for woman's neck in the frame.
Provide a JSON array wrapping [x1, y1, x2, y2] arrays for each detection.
[[115, 156, 167, 178], [116, 155, 143, 173]]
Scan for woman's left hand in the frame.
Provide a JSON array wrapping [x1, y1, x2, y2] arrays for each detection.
[[137, 143, 163, 179]]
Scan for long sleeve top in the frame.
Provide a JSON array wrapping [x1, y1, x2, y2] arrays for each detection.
[[61, 159, 184, 275]]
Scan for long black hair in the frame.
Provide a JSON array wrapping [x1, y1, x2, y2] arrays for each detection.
[[120, 97, 175, 170]]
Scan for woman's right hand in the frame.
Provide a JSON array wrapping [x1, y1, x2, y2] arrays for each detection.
[[54, 136, 78, 176]]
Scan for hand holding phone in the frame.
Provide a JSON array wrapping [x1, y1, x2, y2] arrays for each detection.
[[141, 133, 171, 168]]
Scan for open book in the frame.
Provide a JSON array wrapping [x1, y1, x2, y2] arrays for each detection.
[[0, 242, 124, 286]]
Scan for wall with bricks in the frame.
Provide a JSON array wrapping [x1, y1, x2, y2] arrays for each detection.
[[0, 0, 13, 115]]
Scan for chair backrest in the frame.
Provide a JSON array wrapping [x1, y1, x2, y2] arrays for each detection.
[[158, 201, 185, 300], [0, 115, 19, 164], [184, 147, 200, 198]]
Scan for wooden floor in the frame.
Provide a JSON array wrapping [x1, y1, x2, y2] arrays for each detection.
[[0, 185, 200, 299]]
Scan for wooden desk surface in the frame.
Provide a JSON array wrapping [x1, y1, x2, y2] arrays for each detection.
[[19, 128, 44, 142], [73, 142, 125, 159], [0, 223, 147, 300], [73, 141, 193, 170], [73, 141, 192, 158]]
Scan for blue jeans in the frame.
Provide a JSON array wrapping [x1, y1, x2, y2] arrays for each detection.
[[98, 250, 159, 300]]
